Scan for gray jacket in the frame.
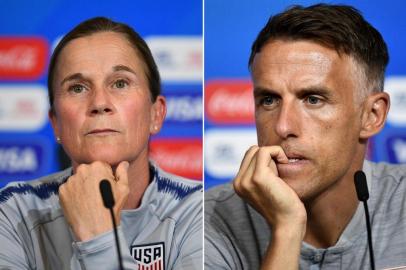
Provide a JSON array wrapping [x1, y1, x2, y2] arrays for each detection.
[[0, 163, 202, 269], [205, 161, 406, 269]]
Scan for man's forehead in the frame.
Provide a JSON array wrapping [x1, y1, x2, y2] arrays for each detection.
[[250, 40, 363, 100], [251, 40, 339, 70]]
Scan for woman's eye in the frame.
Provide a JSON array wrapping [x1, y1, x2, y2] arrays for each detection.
[[114, 79, 128, 89], [69, 84, 85, 94]]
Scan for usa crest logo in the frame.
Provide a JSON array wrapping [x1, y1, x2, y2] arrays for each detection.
[[131, 242, 165, 270]]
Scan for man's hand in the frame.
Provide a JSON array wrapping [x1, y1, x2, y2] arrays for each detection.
[[59, 161, 130, 241], [233, 146, 307, 269]]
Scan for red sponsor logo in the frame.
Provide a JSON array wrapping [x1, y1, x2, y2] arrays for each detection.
[[0, 37, 48, 80], [205, 80, 255, 124], [150, 138, 202, 180]]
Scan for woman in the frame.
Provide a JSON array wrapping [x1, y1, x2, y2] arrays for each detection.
[[0, 17, 202, 269]]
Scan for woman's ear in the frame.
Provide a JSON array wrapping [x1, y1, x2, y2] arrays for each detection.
[[48, 109, 61, 142], [149, 95, 167, 135], [360, 92, 390, 139]]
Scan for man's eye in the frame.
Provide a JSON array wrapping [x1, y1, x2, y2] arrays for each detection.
[[114, 79, 128, 89], [306, 95, 321, 105], [69, 84, 85, 93], [261, 95, 278, 106]]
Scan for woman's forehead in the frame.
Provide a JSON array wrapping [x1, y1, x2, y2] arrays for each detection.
[[55, 32, 147, 80]]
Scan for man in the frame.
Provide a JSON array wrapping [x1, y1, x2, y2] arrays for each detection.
[[205, 4, 406, 269]]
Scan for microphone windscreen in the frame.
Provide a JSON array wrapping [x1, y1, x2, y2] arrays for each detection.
[[100, 179, 115, 208], [354, 170, 369, 201]]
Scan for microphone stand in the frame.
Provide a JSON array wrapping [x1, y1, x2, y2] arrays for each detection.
[[354, 170, 375, 270], [100, 179, 124, 270]]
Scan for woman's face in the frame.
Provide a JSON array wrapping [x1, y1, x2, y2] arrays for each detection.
[[49, 31, 165, 168]]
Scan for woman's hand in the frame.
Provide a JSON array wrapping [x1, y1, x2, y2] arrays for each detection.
[[59, 161, 130, 241]]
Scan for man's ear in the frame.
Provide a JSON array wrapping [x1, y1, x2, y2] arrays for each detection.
[[149, 95, 167, 135], [360, 92, 390, 139], [48, 109, 60, 142]]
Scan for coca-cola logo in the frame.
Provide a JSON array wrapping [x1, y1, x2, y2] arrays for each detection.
[[150, 138, 202, 180], [0, 37, 48, 80], [205, 80, 255, 124]]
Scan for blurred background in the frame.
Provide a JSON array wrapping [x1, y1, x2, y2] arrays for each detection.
[[0, 0, 203, 187], [205, 0, 406, 189], [1, 1, 405, 190]]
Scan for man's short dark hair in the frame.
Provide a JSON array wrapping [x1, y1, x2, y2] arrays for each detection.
[[249, 4, 389, 93], [48, 17, 161, 113]]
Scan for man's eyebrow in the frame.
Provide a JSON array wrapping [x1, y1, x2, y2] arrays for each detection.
[[253, 86, 333, 98], [296, 86, 333, 98], [60, 73, 87, 87], [253, 86, 278, 97], [112, 65, 137, 75]]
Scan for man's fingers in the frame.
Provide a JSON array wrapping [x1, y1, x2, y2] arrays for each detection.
[[256, 146, 288, 175], [235, 146, 259, 192], [237, 146, 259, 177], [234, 151, 259, 197]]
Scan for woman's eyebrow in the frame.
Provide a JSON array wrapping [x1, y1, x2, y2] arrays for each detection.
[[60, 73, 87, 86], [112, 65, 137, 75], [60, 65, 137, 87]]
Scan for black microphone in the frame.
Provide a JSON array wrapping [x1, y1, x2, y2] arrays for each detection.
[[354, 171, 375, 270], [100, 180, 124, 270]]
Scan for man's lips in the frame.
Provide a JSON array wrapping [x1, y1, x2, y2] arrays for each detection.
[[275, 151, 310, 177], [287, 158, 304, 163], [277, 152, 308, 164]]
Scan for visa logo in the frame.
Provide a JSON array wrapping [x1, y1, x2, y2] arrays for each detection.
[[0, 144, 42, 175], [0, 147, 38, 173], [165, 95, 202, 122]]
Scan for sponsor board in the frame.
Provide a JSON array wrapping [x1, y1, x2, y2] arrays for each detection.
[[386, 136, 406, 163], [165, 93, 202, 123], [131, 242, 165, 270], [146, 36, 202, 82], [0, 37, 48, 80], [386, 76, 406, 126], [205, 128, 257, 178], [150, 138, 202, 180], [0, 140, 48, 185], [205, 80, 255, 124], [0, 85, 48, 131]]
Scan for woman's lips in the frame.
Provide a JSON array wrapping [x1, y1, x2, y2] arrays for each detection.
[[86, 129, 119, 136]]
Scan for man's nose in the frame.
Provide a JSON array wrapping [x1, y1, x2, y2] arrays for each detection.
[[275, 101, 300, 139]]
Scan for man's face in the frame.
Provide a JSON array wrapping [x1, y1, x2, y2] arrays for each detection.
[[251, 39, 365, 201], [50, 31, 164, 168]]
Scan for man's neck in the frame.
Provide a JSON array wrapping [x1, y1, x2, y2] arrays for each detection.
[[302, 172, 360, 248]]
